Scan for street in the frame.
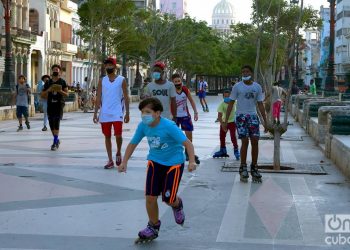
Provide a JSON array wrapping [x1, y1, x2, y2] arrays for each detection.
[[0, 96, 349, 250]]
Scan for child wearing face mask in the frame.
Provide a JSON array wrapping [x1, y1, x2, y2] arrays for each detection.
[[213, 89, 239, 160], [118, 97, 196, 243], [172, 73, 200, 164]]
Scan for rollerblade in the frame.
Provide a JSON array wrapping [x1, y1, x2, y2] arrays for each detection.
[[234, 148, 240, 161], [185, 151, 200, 164], [135, 220, 161, 244], [239, 164, 249, 183], [213, 147, 229, 158], [172, 197, 185, 225], [250, 164, 262, 183]]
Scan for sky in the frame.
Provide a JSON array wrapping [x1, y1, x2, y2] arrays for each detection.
[[181, 0, 330, 25]]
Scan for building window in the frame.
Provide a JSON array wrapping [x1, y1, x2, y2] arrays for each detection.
[[172, 2, 176, 10]]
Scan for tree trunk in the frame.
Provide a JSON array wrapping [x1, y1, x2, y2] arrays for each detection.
[[273, 129, 281, 170]]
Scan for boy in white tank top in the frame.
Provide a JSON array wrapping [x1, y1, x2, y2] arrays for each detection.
[[93, 57, 130, 169]]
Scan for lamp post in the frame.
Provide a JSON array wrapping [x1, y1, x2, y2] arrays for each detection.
[[1, 0, 15, 90], [325, 0, 336, 91], [290, 0, 300, 83]]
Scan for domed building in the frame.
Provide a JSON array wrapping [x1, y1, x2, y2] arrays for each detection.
[[212, 0, 235, 35]]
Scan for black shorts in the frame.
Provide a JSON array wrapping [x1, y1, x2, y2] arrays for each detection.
[[145, 160, 184, 203], [48, 115, 61, 130]]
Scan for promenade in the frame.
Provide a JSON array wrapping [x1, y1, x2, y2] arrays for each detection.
[[0, 96, 349, 249]]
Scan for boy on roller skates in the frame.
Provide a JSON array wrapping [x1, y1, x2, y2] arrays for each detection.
[[213, 89, 240, 160], [118, 98, 197, 243], [222, 65, 267, 183], [172, 73, 200, 164]]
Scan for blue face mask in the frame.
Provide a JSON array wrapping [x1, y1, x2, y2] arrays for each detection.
[[242, 76, 251, 81], [142, 114, 155, 125], [224, 97, 231, 103], [152, 72, 161, 80]]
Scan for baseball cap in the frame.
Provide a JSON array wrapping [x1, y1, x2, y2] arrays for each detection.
[[104, 57, 117, 66], [153, 61, 166, 70]]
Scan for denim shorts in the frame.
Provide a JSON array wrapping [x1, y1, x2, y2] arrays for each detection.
[[16, 106, 28, 119]]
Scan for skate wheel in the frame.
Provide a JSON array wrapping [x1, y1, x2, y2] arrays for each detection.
[[240, 178, 248, 183], [252, 178, 262, 183], [134, 238, 154, 244]]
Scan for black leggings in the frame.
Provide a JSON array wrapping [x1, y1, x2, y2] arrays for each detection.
[[48, 115, 61, 131]]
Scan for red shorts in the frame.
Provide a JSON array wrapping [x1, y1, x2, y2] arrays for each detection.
[[101, 121, 123, 137]]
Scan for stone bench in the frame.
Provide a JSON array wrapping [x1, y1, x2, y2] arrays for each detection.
[[324, 112, 350, 178], [293, 95, 320, 121], [303, 100, 349, 131], [315, 106, 350, 144], [339, 93, 350, 101]]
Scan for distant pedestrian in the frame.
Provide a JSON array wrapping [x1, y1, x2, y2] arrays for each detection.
[[93, 57, 130, 169], [309, 79, 317, 95], [198, 76, 209, 112], [14, 75, 31, 132], [145, 61, 177, 120], [117, 97, 196, 244], [271, 82, 287, 125], [41, 64, 68, 151], [140, 77, 150, 100], [223, 65, 267, 183], [291, 80, 300, 95], [172, 73, 200, 164], [39, 75, 50, 131], [213, 89, 239, 160]]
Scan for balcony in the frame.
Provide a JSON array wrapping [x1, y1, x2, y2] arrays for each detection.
[[341, 52, 350, 64], [12, 28, 37, 43], [50, 28, 61, 43], [50, 41, 62, 50], [62, 43, 78, 54]]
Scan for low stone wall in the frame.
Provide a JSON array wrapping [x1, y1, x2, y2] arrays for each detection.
[[329, 135, 350, 178]]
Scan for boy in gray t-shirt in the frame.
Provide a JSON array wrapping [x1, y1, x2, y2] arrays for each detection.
[[146, 61, 176, 120], [14, 75, 31, 131], [223, 65, 267, 183]]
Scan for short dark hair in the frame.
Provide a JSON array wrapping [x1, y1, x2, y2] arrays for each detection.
[[41, 75, 50, 81], [171, 73, 181, 80], [51, 64, 61, 70], [273, 81, 279, 86], [241, 65, 253, 73], [18, 75, 26, 80], [223, 89, 231, 95], [139, 97, 163, 112]]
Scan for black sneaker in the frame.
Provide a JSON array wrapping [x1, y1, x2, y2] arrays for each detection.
[[17, 125, 23, 132], [56, 140, 60, 149], [42, 126, 47, 131], [25, 121, 30, 129], [51, 143, 57, 151]]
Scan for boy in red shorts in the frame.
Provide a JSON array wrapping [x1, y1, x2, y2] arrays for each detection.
[[93, 57, 130, 169]]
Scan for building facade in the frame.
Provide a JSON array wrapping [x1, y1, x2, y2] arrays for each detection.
[[318, 5, 330, 81], [159, 0, 187, 18], [211, 0, 235, 36], [334, 0, 350, 80]]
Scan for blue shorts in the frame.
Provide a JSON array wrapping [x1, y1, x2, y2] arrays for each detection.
[[16, 106, 28, 119], [176, 116, 194, 132], [198, 91, 206, 99], [236, 114, 260, 139], [145, 160, 184, 203]]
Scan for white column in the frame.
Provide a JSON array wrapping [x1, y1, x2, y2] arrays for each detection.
[[11, 2, 17, 28], [23, 5, 29, 30], [27, 52, 32, 87], [17, 4, 22, 30]]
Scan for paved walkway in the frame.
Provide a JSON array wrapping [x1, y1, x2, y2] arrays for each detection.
[[0, 96, 349, 249]]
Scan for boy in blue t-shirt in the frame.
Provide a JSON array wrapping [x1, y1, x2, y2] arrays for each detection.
[[118, 97, 197, 243]]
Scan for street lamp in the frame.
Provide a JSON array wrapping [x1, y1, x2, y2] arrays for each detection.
[[1, 0, 15, 89], [0, 0, 16, 106], [325, 0, 336, 91]]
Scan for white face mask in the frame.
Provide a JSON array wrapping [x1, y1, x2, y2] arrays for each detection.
[[242, 76, 251, 81]]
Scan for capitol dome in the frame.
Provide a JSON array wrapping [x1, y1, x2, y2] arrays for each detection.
[[212, 0, 235, 36], [213, 0, 234, 16]]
